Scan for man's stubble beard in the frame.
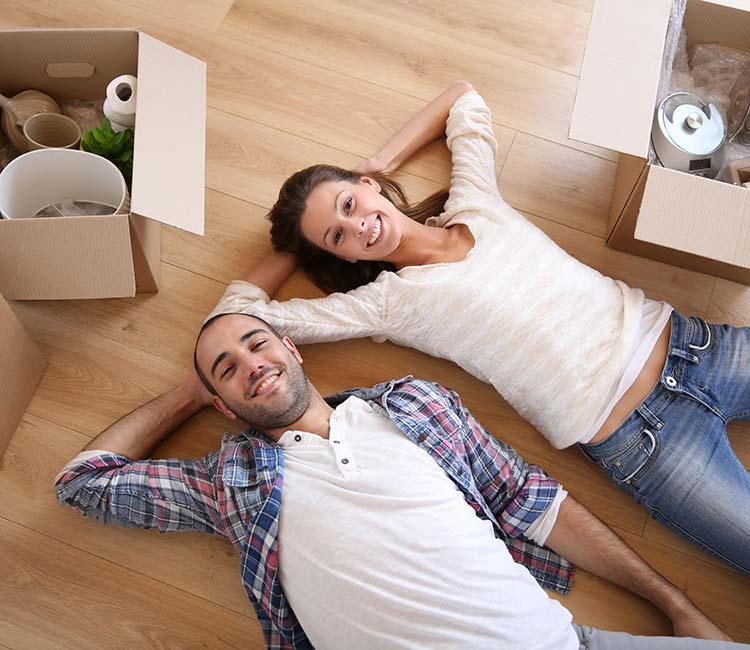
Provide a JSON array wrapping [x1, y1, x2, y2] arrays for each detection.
[[223, 358, 312, 431]]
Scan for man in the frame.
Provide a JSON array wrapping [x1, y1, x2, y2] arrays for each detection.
[[56, 312, 745, 650]]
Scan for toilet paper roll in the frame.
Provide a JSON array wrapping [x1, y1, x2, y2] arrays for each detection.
[[103, 99, 135, 129], [105, 74, 137, 117]]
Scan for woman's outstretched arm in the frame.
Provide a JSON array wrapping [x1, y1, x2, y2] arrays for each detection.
[[241, 250, 298, 298], [356, 80, 474, 174]]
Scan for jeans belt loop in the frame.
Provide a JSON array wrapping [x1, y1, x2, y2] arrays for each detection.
[[636, 402, 663, 429], [688, 316, 711, 352], [670, 347, 699, 364]]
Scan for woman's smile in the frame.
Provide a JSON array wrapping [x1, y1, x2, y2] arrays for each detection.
[[366, 215, 384, 247]]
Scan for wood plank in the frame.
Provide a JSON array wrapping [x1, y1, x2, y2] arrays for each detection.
[[335, 0, 591, 76], [205, 106, 447, 208], [0, 517, 261, 650], [10, 304, 215, 438], [163, 190, 274, 286], [727, 421, 750, 474], [11, 264, 224, 366], [219, 0, 618, 162], [552, 0, 594, 11], [616, 531, 750, 643], [551, 566, 672, 637], [0, 0, 515, 183], [0, 413, 250, 616], [500, 132, 615, 237], [118, 0, 233, 31], [706, 277, 750, 326]]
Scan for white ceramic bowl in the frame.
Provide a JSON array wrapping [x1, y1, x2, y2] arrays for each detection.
[[0, 148, 129, 219]]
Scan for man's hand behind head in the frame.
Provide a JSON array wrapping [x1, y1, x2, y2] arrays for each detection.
[[182, 370, 215, 410]]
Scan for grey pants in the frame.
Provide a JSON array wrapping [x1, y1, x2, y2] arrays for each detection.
[[574, 625, 750, 649]]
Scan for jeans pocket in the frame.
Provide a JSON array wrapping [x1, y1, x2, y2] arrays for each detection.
[[607, 428, 659, 485]]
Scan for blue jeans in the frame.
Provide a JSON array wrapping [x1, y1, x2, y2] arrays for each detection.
[[580, 311, 750, 573]]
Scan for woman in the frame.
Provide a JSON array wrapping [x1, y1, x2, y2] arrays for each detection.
[[208, 81, 750, 573]]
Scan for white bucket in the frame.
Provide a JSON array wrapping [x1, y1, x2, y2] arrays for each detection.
[[0, 148, 129, 219]]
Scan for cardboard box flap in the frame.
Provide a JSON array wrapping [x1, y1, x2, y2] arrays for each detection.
[[0, 214, 136, 300], [635, 166, 750, 267], [569, 0, 672, 158], [0, 295, 46, 452], [131, 32, 206, 236]]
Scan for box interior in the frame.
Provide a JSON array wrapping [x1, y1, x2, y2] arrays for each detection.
[[683, 0, 750, 51], [0, 29, 138, 101], [0, 29, 206, 300]]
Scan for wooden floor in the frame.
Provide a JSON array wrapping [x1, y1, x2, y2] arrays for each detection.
[[2, 1, 749, 647]]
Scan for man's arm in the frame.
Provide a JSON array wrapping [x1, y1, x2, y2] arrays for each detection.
[[83, 371, 213, 458], [355, 80, 474, 174], [545, 496, 732, 641], [56, 373, 224, 536]]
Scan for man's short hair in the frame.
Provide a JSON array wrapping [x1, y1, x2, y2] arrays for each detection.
[[193, 312, 282, 396]]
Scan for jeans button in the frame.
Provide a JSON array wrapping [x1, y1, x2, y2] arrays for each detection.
[[665, 376, 677, 388]]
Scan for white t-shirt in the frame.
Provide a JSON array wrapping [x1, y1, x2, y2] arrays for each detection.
[[277, 396, 578, 650], [210, 91, 673, 449]]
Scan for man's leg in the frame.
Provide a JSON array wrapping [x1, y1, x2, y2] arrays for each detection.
[[573, 625, 749, 649]]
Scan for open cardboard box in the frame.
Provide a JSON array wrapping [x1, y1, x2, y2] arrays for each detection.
[[0, 28, 206, 299], [0, 294, 46, 459], [570, 0, 750, 285]]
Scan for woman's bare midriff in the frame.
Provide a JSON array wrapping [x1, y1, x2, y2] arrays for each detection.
[[587, 320, 672, 445]]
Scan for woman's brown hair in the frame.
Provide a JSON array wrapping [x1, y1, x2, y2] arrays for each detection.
[[268, 164, 448, 294]]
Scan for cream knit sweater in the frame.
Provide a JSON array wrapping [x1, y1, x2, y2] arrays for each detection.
[[209, 91, 646, 449]]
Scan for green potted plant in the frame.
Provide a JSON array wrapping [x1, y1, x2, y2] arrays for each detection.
[[80, 117, 134, 187]]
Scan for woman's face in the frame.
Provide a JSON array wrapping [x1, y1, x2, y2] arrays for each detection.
[[298, 177, 405, 263]]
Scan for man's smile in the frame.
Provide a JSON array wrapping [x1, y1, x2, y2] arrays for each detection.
[[249, 370, 283, 398]]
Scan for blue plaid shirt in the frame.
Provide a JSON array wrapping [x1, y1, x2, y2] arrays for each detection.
[[56, 377, 573, 649]]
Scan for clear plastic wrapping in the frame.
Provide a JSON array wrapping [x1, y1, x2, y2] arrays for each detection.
[[0, 98, 104, 172], [655, 12, 750, 183]]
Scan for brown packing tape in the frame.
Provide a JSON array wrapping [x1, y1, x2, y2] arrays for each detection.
[[0, 295, 46, 458]]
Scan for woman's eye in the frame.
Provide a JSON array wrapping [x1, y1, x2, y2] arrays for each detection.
[[344, 197, 353, 214], [333, 230, 342, 245]]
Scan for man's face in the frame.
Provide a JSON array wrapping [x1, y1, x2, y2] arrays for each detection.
[[196, 314, 311, 430]]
